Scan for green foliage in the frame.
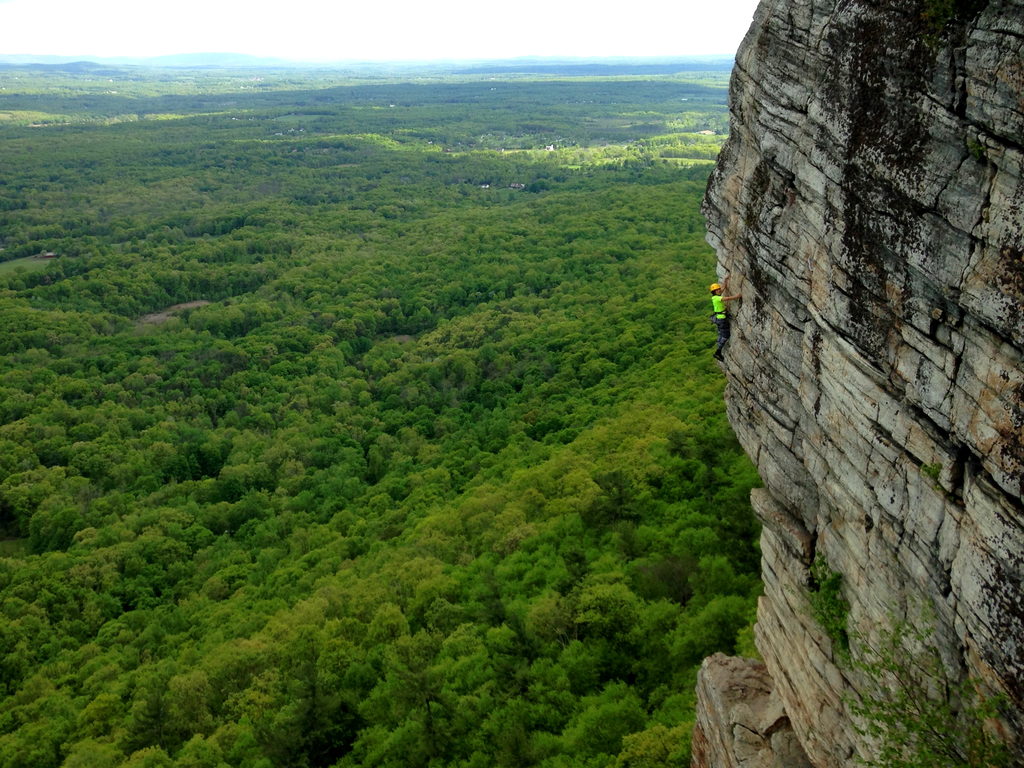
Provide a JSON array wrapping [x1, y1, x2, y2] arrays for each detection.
[[920, 0, 988, 42], [850, 619, 1011, 768], [965, 138, 986, 163], [616, 723, 691, 768], [808, 556, 850, 656], [920, 462, 958, 501], [922, 0, 958, 34], [0, 65, 759, 767]]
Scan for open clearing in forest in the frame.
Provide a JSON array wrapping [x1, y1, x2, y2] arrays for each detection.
[[0, 256, 52, 274], [138, 300, 212, 324]]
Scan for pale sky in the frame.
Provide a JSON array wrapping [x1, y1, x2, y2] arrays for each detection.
[[0, 0, 761, 62]]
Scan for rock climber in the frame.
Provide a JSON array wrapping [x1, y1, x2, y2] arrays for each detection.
[[709, 277, 741, 361]]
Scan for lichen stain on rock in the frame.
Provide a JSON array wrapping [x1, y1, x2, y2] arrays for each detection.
[[986, 556, 1024, 706], [838, 204, 894, 363], [996, 241, 1024, 323], [840, 9, 933, 172]]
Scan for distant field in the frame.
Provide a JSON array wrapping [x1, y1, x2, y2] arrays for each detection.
[[0, 255, 52, 273]]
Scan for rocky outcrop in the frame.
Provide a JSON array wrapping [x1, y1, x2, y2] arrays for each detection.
[[692, 654, 812, 768], [700, 0, 1024, 765]]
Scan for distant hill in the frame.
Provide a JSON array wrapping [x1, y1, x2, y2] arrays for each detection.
[[0, 52, 295, 68], [0, 53, 736, 74], [0, 59, 121, 74]]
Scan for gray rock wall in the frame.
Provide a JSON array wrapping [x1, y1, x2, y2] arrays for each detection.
[[700, 0, 1024, 765], [692, 654, 812, 768]]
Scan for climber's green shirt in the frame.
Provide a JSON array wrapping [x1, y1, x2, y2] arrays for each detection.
[[711, 294, 726, 319]]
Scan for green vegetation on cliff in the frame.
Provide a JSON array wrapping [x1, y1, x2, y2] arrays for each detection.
[[0, 65, 759, 767]]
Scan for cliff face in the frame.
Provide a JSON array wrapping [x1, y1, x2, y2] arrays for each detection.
[[699, 0, 1024, 765]]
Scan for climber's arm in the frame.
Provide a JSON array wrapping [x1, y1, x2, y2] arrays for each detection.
[[721, 276, 741, 302]]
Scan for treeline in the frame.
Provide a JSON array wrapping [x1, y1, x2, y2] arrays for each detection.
[[0, 71, 756, 768]]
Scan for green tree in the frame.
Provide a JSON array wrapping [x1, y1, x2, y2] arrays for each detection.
[[850, 620, 1010, 768]]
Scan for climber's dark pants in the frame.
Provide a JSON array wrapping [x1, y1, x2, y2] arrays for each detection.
[[713, 316, 730, 354]]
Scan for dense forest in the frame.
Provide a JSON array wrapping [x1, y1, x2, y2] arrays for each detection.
[[0, 64, 760, 768]]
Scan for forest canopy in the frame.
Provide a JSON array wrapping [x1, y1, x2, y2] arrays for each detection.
[[0, 64, 759, 768]]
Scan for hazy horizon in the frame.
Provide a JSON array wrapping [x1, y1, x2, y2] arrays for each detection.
[[0, 0, 760, 63], [0, 51, 742, 69]]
